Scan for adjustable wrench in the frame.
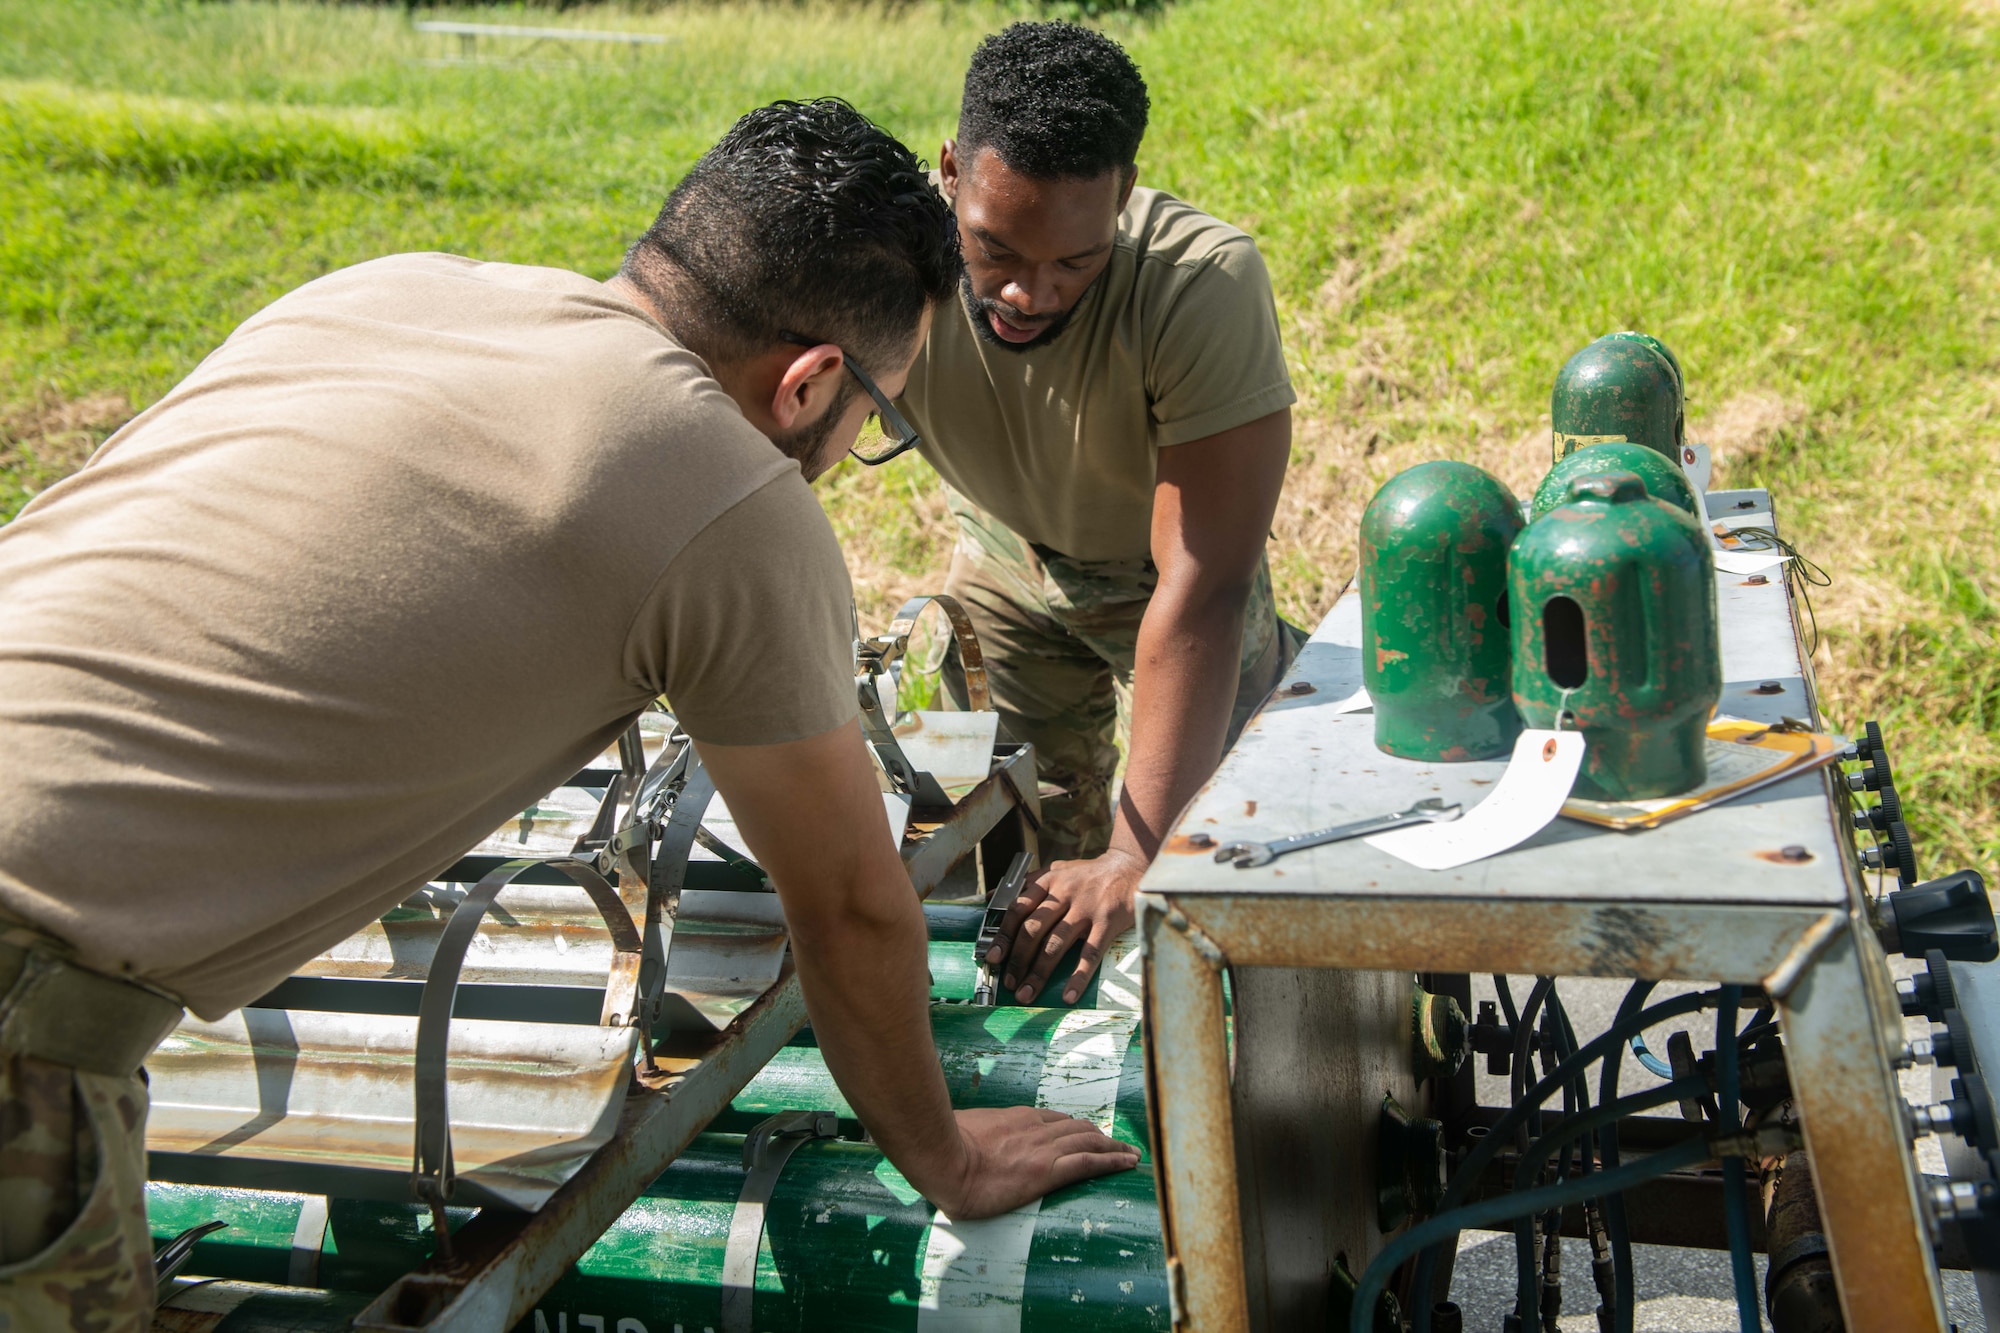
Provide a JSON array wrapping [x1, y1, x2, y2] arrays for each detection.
[[1212, 797, 1462, 869]]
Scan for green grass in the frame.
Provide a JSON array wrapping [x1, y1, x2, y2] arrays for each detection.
[[2, 0, 1994, 870]]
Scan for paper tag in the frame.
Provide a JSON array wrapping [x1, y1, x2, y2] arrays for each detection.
[[1328, 685, 1373, 714], [1680, 441, 1713, 494], [1714, 549, 1791, 576], [1365, 729, 1586, 870]]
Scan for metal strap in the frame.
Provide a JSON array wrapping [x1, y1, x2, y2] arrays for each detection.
[[636, 756, 717, 1042], [854, 595, 994, 804], [719, 1110, 838, 1333], [411, 856, 642, 1210], [287, 1194, 330, 1287], [883, 594, 990, 713]]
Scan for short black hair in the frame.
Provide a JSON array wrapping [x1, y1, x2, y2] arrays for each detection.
[[625, 98, 957, 371], [957, 22, 1150, 180]]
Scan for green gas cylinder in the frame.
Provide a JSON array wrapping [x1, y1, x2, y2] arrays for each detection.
[[1551, 334, 1683, 462], [1508, 472, 1720, 800], [149, 1135, 1170, 1333], [1361, 461, 1524, 761], [1532, 441, 1701, 522], [1603, 331, 1685, 401]]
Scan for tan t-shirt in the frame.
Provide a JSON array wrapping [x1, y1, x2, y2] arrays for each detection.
[[898, 187, 1295, 562], [0, 253, 857, 1017]]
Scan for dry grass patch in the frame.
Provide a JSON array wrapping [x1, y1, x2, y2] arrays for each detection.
[[0, 389, 130, 511]]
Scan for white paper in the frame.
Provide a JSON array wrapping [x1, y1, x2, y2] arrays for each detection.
[[1714, 549, 1791, 576], [1680, 442, 1713, 494], [1365, 729, 1586, 870], [1327, 685, 1373, 714]]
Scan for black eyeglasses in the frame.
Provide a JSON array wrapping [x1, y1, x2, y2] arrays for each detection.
[[779, 332, 923, 466]]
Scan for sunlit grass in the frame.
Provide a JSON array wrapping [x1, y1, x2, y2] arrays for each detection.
[[1, 0, 1993, 869]]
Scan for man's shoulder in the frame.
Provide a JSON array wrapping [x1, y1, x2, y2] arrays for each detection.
[[1115, 188, 1261, 272]]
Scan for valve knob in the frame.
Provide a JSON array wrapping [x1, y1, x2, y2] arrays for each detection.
[[1883, 870, 1997, 963], [1847, 762, 1893, 793], [1898, 949, 1959, 1020], [1860, 820, 1919, 887], [1857, 785, 1905, 832]]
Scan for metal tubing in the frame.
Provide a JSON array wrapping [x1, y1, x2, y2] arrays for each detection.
[[1139, 895, 1248, 1331]]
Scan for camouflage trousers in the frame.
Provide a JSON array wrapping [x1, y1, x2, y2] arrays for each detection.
[[941, 489, 1306, 862], [0, 1053, 153, 1333]]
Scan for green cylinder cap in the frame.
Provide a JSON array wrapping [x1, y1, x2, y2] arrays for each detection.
[[1551, 334, 1683, 462], [1602, 331, 1685, 399], [1532, 441, 1702, 521], [1361, 460, 1524, 761], [1508, 469, 1721, 800]]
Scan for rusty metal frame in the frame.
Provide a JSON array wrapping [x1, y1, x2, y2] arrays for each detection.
[[1137, 490, 1946, 1333], [1138, 890, 1945, 1332]]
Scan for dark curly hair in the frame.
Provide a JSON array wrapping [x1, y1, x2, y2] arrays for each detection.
[[625, 99, 958, 371], [958, 22, 1150, 180]]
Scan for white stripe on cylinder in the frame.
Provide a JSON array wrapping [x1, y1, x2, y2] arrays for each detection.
[[916, 1009, 1140, 1330]]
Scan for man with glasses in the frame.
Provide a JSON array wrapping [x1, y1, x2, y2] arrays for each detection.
[[0, 100, 1134, 1331], [895, 24, 1302, 1007]]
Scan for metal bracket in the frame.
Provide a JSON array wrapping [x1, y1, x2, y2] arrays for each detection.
[[719, 1109, 840, 1333], [973, 852, 1034, 1005], [153, 1219, 226, 1299], [854, 595, 994, 807]]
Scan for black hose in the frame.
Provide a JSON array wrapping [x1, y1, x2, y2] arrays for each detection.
[[1718, 985, 1762, 1330], [1354, 1137, 1713, 1333], [1598, 979, 1658, 1333], [1409, 984, 1712, 1333], [1507, 1077, 1707, 1329]]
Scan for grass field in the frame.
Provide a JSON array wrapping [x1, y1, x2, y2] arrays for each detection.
[[2, 0, 1994, 870]]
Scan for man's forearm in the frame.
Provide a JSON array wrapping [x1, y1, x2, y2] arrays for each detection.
[[782, 880, 966, 1191], [1110, 580, 1252, 861]]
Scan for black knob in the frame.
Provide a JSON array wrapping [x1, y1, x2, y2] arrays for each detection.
[[1860, 820, 1919, 887], [1900, 950, 1959, 1020], [1887, 871, 1997, 963], [1847, 763, 1893, 793], [1857, 785, 1905, 831]]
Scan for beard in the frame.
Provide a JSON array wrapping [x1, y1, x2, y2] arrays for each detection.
[[961, 272, 1078, 354], [770, 378, 859, 483]]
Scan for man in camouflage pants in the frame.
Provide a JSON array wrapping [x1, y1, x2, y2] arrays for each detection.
[[0, 923, 171, 1332], [944, 492, 1301, 859], [899, 25, 1303, 1008]]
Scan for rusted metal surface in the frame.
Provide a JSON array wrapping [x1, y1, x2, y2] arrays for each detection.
[[903, 742, 1038, 899], [1139, 896, 1249, 1331], [350, 963, 807, 1332], [1164, 895, 1841, 983], [1139, 484, 1946, 1332], [147, 1010, 637, 1209], [1231, 965, 1415, 1328], [1146, 608, 1847, 907], [1779, 920, 1948, 1330]]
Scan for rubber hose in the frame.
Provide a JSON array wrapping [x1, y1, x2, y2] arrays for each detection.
[[1354, 1137, 1712, 1333]]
